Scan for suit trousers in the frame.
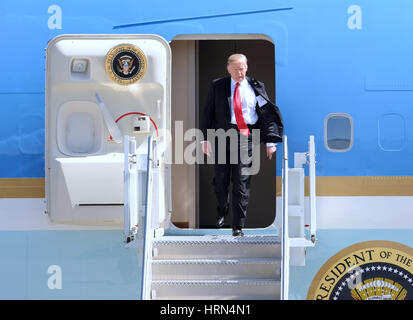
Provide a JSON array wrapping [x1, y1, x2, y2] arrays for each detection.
[[212, 128, 254, 228]]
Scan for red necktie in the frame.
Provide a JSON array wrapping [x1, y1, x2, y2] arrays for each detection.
[[233, 82, 250, 136]]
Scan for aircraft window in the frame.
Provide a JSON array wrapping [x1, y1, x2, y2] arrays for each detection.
[[324, 114, 353, 152]]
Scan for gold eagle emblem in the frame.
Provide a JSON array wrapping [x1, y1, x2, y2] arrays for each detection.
[[105, 44, 146, 85]]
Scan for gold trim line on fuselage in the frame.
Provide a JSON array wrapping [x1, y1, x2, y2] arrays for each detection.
[[2, 177, 413, 198]]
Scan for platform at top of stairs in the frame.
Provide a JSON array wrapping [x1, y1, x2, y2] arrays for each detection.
[[152, 234, 281, 259]]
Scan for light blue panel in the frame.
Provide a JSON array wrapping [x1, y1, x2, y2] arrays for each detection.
[[289, 229, 413, 300], [25, 231, 140, 299], [0, 232, 27, 299], [18, 114, 44, 155], [378, 113, 405, 151], [0, 94, 44, 177]]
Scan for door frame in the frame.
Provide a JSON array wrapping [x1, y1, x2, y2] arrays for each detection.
[[171, 34, 275, 229]]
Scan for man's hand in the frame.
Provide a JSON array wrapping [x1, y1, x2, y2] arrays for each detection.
[[266, 145, 276, 160], [201, 141, 212, 157]]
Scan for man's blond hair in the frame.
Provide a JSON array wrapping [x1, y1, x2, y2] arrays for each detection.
[[227, 53, 248, 66]]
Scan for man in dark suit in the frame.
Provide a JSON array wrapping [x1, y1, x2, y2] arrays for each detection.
[[200, 53, 283, 236]]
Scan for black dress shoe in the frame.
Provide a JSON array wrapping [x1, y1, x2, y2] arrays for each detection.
[[216, 215, 225, 228], [232, 227, 244, 237], [215, 205, 229, 228]]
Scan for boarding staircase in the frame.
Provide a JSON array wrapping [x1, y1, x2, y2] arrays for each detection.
[[150, 235, 281, 299], [124, 135, 317, 300]]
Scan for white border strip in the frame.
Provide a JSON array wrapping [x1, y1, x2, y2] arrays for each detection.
[[276, 196, 413, 230]]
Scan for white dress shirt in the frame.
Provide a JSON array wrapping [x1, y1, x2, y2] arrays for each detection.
[[231, 78, 276, 147], [230, 78, 258, 125]]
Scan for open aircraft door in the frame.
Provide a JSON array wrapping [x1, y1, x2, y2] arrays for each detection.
[[45, 35, 171, 234]]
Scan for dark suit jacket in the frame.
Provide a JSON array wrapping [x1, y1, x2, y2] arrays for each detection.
[[200, 76, 284, 144]]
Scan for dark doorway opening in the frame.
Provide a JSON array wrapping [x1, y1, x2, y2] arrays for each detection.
[[170, 37, 276, 229]]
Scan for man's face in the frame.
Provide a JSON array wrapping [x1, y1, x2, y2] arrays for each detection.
[[227, 61, 247, 82]]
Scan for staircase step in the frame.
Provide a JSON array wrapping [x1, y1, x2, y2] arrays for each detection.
[[153, 235, 281, 259], [151, 279, 281, 300], [152, 258, 281, 280]]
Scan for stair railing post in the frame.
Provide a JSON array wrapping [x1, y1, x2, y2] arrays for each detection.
[[308, 136, 317, 243], [281, 135, 290, 300], [124, 135, 138, 243], [140, 135, 155, 300]]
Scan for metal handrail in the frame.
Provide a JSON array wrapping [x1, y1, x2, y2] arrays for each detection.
[[124, 136, 138, 243], [280, 135, 289, 300], [140, 135, 154, 300], [124, 135, 158, 299], [308, 136, 317, 243]]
